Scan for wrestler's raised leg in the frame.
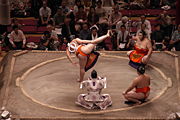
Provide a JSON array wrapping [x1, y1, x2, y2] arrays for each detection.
[[91, 30, 111, 44]]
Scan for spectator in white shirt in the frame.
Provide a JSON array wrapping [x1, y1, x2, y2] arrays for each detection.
[[9, 25, 26, 50], [136, 15, 152, 35], [39, 1, 52, 26]]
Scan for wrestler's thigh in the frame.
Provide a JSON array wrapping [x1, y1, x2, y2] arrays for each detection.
[[81, 44, 96, 54], [126, 92, 145, 100]]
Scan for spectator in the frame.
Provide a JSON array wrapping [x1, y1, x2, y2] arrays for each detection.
[[136, 23, 151, 40], [87, 6, 99, 26], [150, 0, 162, 9], [116, 16, 130, 32], [53, 8, 65, 28], [123, 66, 150, 105], [46, 24, 60, 51], [75, 5, 87, 22], [59, 1, 70, 15], [136, 15, 152, 36], [76, 70, 112, 110], [9, 25, 26, 50], [117, 25, 130, 50], [169, 24, 180, 51], [96, 0, 106, 18], [79, 23, 90, 40], [73, 0, 83, 14], [102, 0, 114, 7], [61, 17, 76, 42], [38, 31, 55, 50], [157, 10, 172, 39], [38, 1, 52, 26], [87, 26, 99, 40], [108, 5, 122, 28], [151, 24, 166, 51], [129, 0, 145, 9]]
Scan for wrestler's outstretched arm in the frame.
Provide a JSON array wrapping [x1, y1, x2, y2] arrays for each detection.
[[66, 48, 76, 65]]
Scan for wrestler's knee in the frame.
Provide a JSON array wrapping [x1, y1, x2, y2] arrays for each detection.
[[127, 50, 133, 56]]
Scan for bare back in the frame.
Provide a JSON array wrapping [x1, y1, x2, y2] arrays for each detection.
[[136, 74, 150, 88]]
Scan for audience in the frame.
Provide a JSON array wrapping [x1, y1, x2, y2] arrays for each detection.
[[87, 6, 99, 26], [0, 0, 178, 51], [151, 24, 166, 51], [169, 24, 180, 51], [38, 1, 52, 26], [79, 23, 90, 40], [9, 25, 26, 50], [53, 8, 65, 28], [117, 25, 130, 50], [75, 5, 87, 22], [108, 5, 122, 28], [95, 0, 106, 18]]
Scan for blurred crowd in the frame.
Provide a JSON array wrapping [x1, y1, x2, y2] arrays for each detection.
[[0, 0, 179, 51]]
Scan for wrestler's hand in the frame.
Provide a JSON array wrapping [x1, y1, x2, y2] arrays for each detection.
[[142, 55, 149, 64], [122, 91, 126, 95]]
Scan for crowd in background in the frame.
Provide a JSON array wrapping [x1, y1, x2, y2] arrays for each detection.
[[0, 0, 179, 51]]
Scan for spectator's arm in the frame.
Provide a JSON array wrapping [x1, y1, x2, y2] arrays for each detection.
[[46, 8, 51, 23], [9, 35, 15, 46], [39, 8, 44, 23], [117, 32, 120, 48], [21, 31, 26, 45]]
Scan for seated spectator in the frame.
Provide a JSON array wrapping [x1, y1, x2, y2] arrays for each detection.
[[76, 70, 112, 110], [38, 31, 56, 50], [151, 24, 166, 51], [53, 8, 65, 28], [129, 0, 145, 9], [87, 6, 99, 26], [79, 23, 90, 40], [150, 0, 162, 9], [136, 23, 151, 40], [116, 16, 130, 32], [102, 0, 114, 7], [157, 10, 172, 39], [87, 26, 99, 40], [162, 0, 176, 8], [169, 24, 180, 51], [98, 22, 109, 50], [136, 15, 152, 36], [9, 25, 26, 50], [117, 25, 130, 50], [61, 17, 76, 42], [96, 0, 106, 18], [73, 0, 83, 14], [47, 24, 60, 51], [38, 1, 52, 26], [75, 5, 87, 22], [108, 5, 122, 28], [123, 66, 150, 105], [59, 1, 70, 15]]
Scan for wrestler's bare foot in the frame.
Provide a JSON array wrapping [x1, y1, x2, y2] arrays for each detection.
[[133, 101, 142, 106], [106, 30, 111, 37]]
